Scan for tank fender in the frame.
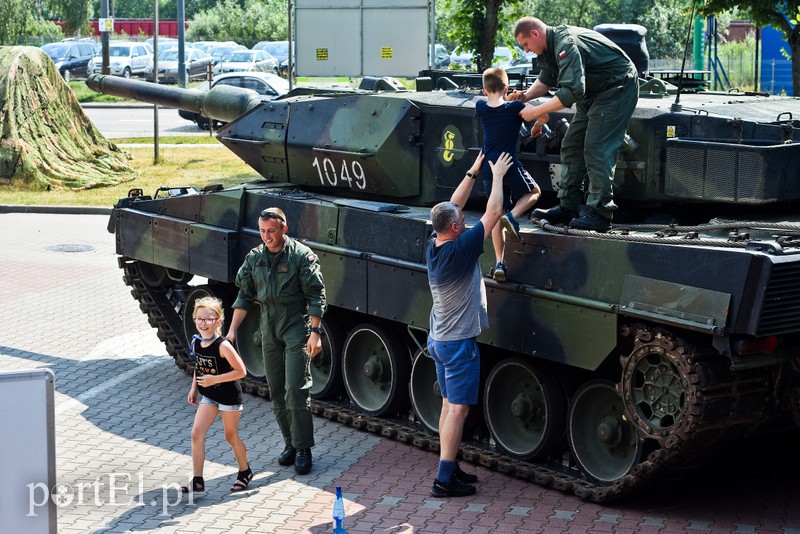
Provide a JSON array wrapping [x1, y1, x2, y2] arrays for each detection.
[[618, 274, 730, 335]]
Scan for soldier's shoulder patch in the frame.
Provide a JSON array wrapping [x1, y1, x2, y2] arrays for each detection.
[[307, 253, 316, 263], [558, 50, 567, 59]]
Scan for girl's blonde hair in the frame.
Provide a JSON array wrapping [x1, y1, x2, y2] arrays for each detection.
[[193, 296, 224, 335]]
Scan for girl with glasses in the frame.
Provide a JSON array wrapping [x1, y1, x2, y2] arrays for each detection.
[[182, 296, 253, 493]]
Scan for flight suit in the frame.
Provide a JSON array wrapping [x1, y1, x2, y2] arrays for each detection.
[[536, 25, 639, 220], [233, 238, 326, 449]]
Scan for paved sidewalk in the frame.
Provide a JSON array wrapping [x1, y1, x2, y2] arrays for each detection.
[[2, 212, 800, 533]]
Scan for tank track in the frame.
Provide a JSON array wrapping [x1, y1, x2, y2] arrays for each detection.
[[119, 256, 778, 503]]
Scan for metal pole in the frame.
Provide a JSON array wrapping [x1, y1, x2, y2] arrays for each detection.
[[101, 0, 110, 74], [154, 0, 160, 162], [288, 0, 294, 90], [429, 0, 435, 69], [177, 0, 186, 87], [754, 27, 760, 92]]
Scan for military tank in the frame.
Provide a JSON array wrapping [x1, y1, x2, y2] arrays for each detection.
[[87, 57, 800, 501]]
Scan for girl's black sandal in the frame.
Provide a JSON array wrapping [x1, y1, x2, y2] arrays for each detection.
[[181, 476, 205, 493], [230, 466, 253, 492]]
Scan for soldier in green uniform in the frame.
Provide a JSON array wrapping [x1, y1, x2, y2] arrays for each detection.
[[227, 207, 326, 474], [511, 16, 639, 232]]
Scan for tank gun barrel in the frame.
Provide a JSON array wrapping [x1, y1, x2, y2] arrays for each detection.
[[85, 74, 262, 123]]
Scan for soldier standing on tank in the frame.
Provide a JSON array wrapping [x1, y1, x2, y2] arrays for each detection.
[[509, 16, 639, 232], [227, 207, 326, 475], [426, 151, 512, 497]]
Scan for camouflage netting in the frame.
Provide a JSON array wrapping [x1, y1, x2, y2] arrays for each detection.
[[0, 46, 135, 190]]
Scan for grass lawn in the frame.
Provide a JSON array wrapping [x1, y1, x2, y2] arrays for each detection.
[[0, 142, 258, 208]]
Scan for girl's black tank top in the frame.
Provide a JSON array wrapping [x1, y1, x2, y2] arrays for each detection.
[[194, 337, 243, 406]]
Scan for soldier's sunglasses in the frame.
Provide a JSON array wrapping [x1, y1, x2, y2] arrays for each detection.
[[259, 210, 285, 223]]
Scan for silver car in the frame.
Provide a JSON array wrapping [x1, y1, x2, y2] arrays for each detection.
[[178, 72, 289, 129], [214, 50, 279, 74], [89, 42, 153, 78], [145, 48, 215, 83]]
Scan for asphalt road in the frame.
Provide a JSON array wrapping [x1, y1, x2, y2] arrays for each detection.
[[82, 104, 209, 139]]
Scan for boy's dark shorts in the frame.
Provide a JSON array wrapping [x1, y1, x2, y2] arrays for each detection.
[[483, 165, 538, 211]]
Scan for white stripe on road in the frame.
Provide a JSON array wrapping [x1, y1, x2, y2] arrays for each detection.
[[55, 356, 171, 414]]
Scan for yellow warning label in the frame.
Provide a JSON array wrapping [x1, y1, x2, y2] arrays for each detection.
[[316, 49, 328, 61], [381, 47, 393, 59], [667, 125, 676, 138]]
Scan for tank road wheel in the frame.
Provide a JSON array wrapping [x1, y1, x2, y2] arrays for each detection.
[[409, 347, 483, 434], [182, 285, 233, 345], [619, 328, 694, 446], [484, 358, 566, 460], [310, 315, 346, 400], [136, 261, 169, 288], [409, 348, 441, 433], [342, 323, 410, 416], [235, 303, 265, 377], [568, 379, 642, 483]]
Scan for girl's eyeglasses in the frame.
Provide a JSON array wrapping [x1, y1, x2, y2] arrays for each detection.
[[194, 317, 219, 325]]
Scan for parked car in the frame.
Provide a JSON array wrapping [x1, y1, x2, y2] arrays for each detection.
[[449, 49, 473, 69], [178, 71, 289, 129], [41, 42, 95, 81], [431, 43, 450, 69], [503, 62, 534, 75], [145, 36, 178, 50], [214, 49, 279, 74], [145, 48, 214, 83], [208, 43, 247, 65], [89, 42, 153, 78], [500, 49, 539, 75], [492, 46, 515, 65], [253, 40, 290, 63]]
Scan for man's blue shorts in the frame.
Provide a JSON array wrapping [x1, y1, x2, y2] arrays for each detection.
[[426, 337, 480, 405]]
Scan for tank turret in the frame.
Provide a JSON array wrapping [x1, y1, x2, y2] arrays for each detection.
[[89, 72, 800, 219]]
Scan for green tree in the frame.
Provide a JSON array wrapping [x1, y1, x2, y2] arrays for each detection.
[[701, 0, 800, 94], [186, 0, 286, 47], [101, 0, 217, 21], [47, 0, 93, 36], [442, 0, 696, 68], [0, 0, 37, 45], [443, 0, 524, 71]]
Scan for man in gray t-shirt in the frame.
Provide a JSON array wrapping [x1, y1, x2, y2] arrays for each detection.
[[425, 151, 511, 498]]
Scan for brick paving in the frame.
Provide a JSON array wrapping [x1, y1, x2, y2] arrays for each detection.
[[3, 212, 800, 533]]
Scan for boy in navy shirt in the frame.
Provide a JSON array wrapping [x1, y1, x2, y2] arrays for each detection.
[[476, 67, 547, 282]]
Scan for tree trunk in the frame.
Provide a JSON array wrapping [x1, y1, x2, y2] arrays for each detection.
[[0, 46, 134, 190], [477, 0, 502, 72], [790, 26, 800, 97]]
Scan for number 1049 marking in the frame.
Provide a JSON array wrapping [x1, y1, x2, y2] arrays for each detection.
[[312, 157, 367, 190]]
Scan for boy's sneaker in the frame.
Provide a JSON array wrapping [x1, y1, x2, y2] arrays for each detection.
[[431, 478, 477, 498], [499, 211, 521, 241], [454, 463, 478, 484], [492, 262, 508, 283]]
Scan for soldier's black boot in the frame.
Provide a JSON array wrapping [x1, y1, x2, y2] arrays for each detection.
[[278, 445, 296, 466], [569, 211, 611, 232], [295, 448, 313, 474], [531, 205, 579, 225]]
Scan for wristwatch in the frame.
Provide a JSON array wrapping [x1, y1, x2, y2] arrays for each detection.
[[310, 326, 325, 335], [466, 170, 477, 179]]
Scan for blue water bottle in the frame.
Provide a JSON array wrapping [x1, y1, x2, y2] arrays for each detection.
[[333, 485, 346, 533]]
